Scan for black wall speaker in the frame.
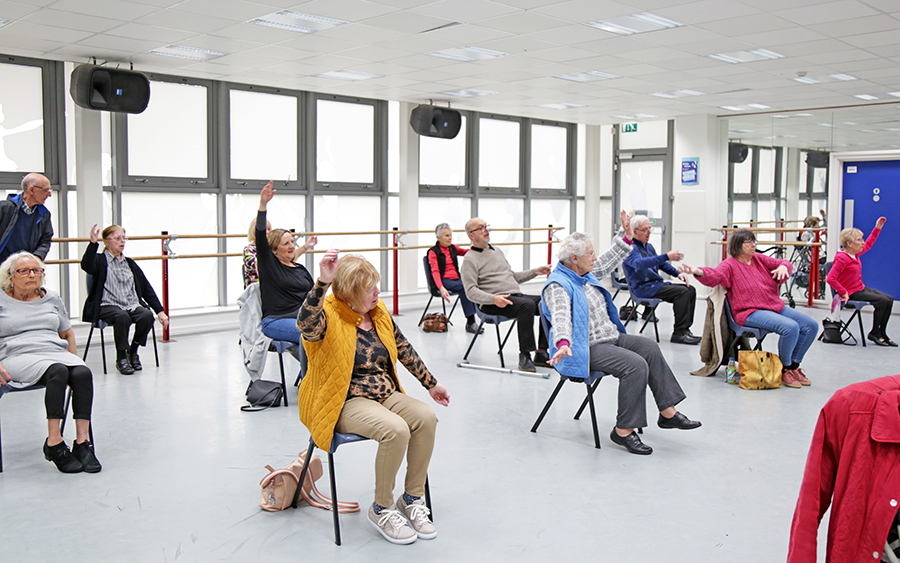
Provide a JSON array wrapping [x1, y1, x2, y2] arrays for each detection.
[[728, 143, 749, 164], [409, 105, 462, 139], [70, 65, 151, 114], [806, 151, 829, 168]]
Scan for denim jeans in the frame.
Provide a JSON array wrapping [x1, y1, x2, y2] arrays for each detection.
[[440, 277, 476, 318], [744, 307, 818, 365], [261, 316, 302, 344]]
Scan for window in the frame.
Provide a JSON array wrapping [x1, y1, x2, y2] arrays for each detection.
[[529, 199, 569, 267], [478, 198, 524, 270], [316, 99, 374, 185], [0, 62, 44, 174], [531, 124, 567, 191], [420, 116, 467, 188], [229, 89, 298, 182], [312, 195, 381, 281], [479, 118, 520, 189], [417, 197, 472, 288]]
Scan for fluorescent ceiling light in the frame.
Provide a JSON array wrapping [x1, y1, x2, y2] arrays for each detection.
[[649, 89, 704, 99], [708, 49, 783, 64], [612, 113, 657, 119], [720, 106, 743, 111], [830, 73, 857, 81], [818, 123, 834, 127], [729, 129, 753, 134], [584, 12, 681, 35], [773, 115, 789, 119], [439, 88, 496, 98], [794, 113, 813, 117], [539, 102, 586, 110], [249, 11, 347, 33], [793, 76, 819, 84], [429, 46, 507, 62], [854, 94, 878, 100], [314, 70, 381, 81], [0, 18, 11, 29], [794, 73, 858, 85], [746, 103, 770, 109], [149, 45, 229, 61], [553, 71, 619, 82], [860, 129, 876, 133], [888, 92, 900, 97], [772, 134, 796, 139]]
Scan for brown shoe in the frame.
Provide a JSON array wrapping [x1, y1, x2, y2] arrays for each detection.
[[793, 368, 811, 386], [781, 369, 802, 389]]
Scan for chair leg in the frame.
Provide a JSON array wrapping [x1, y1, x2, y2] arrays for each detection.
[[99, 328, 107, 375], [441, 296, 447, 316], [622, 297, 635, 328], [61, 388, 72, 434], [499, 321, 517, 369], [277, 353, 289, 407], [531, 377, 566, 433], [585, 380, 601, 449], [653, 311, 660, 343], [424, 476, 433, 521], [853, 309, 866, 347], [82, 326, 94, 361], [151, 324, 160, 367], [328, 451, 342, 546], [462, 319, 487, 361], [447, 295, 460, 322], [291, 441, 316, 508], [417, 296, 435, 326], [494, 323, 505, 368], [574, 378, 601, 420]]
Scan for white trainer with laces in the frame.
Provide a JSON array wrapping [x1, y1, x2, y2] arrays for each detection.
[[397, 496, 437, 539], [367, 503, 417, 545]]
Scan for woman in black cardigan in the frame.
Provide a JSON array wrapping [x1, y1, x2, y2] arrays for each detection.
[[81, 224, 168, 375]]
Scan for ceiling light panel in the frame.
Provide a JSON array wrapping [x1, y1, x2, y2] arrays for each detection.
[[649, 89, 704, 99], [584, 13, 681, 36], [314, 70, 381, 81], [708, 49, 783, 64], [792, 73, 858, 85], [439, 88, 496, 98], [854, 94, 878, 100], [249, 11, 347, 34], [428, 46, 508, 62], [612, 114, 658, 119], [149, 45, 229, 61], [552, 71, 620, 82], [539, 102, 586, 109]]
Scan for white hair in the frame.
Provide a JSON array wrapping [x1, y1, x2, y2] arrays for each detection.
[[630, 214, 650, 231], [557, 232, 593, 264], [434, 223, 451, 238], [0, 251, 44, 292]]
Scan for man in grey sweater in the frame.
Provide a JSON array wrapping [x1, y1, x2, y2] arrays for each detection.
[[460, 217, 551, 372]]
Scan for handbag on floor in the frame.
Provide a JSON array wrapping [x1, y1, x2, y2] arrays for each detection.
[[422, 313, 449, 332], [259, 450, 359, 513], [820, 318, 844, 344], [241, 379, 283, 411], [737, 350, 783, 390]]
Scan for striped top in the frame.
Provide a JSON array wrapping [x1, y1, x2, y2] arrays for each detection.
[[100, 250, 141, 311]]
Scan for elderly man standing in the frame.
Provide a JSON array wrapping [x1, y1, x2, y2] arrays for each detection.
[[541, 215, 701, 455], [622, 214, 700, 345], [461, 217, 551, 372], [0, 173, 53, 263]]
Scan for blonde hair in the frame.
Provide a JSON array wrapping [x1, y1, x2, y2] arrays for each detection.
[[102, 224, 124, 241], [0, 251, 45, 292], [267, 229, 291, 254], [840, 227, 863, 248], [332, 254, 380, 311], [803, 216, 820, 228], [247, 217, 272, 242]]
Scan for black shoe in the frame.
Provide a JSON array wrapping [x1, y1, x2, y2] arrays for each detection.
[[72, 440, 102, 473], [116, 358, 135, 375], [658, 412, 702, 430], [670, 332, 701, 345], [868, 333, 891, 347], [641, 311, 658, 322], [533, 351, 551, 367], [43, 439, 83, 473], [127, 352, 143, 371], [465, 322, 484, 335], [609, 429, 653, 455], [518, 353, 536, 372], [884, 335, 898, 347]]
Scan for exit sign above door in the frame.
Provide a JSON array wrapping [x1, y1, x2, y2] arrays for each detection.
[[623, 123, 638, 133]]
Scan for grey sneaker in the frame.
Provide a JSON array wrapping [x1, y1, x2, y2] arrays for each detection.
[[367, 504, 417, 545], [397, 496, 437, 539]]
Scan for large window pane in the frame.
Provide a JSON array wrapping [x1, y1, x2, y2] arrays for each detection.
[[312, 195, 380, 281], [121, 192, 219, 309], [758, 149, 775, 195], [477, 198, 523, 271], [420, 116, 466, 187], [317, 100, 374, 184], [732, 200, 752, 224], [230, 90, 297, 181], [479, 118, 519, 188], [531, 124, 566, 190], [757, 199, 776, 223], [127, 81, 208, 178], [0, 62, 44, 172], [530, 199, 569, 267], [733, 157, 751, 194], [417, 197, 472, 289], [576, 124, 585, 197], [812, 167, 827, 193]]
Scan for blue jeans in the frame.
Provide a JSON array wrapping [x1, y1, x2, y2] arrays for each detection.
[[441, 277, 476, 318], [261, 316, 302, 344], [744, 307, 818, 365]]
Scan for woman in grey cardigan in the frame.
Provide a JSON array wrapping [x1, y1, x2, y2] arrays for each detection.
[[0, 252, 100, 473]]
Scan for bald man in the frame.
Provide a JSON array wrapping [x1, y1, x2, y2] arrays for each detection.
[[0, 173, 54, 262]]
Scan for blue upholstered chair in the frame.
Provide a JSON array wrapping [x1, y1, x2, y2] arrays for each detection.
[[460, 306, 518, 369]]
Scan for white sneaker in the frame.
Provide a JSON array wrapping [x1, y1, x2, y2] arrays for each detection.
[[367, 503, 417, 545], [396, 496, 437, 539]]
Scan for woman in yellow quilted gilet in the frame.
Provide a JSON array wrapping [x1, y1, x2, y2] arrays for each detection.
[[296, 249, 450, 545]]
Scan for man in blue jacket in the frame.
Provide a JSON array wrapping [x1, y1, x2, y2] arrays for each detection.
[[0, 173, 54, 262], [622, 215, 700, 345]]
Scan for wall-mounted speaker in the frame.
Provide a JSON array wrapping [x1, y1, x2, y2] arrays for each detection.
[[728, 143, 749, 164], [806, 151, 829, 168], [70, 64, 151, 114], [409, 105, 461, 139]]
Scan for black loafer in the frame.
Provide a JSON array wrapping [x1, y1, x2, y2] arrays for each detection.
[[518, 353, 536, 372], [116, 358, 135, 375], [609, 429, 652, 455], [465, 322, 484, 335], [868, 334, 892, 347], [533, 351, 551, 367], [658, 412, 702, 430], [670, 333, 701, 345], [126, 352, 142, 371], [43, 439, 83, 473], [884, 336, 898, 347], [72, 440, 102, 473]]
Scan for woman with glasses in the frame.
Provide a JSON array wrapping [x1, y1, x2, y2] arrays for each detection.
[[81, 224, 168, 375], [0, 251, 100, 473], [681, 229, 818, 389]]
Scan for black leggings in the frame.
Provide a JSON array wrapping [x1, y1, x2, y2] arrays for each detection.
[[849, 286, 894, 338], [37, 363, 93, 420]]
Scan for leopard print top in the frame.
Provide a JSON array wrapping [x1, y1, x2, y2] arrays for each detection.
[[298, 280, 437, 402]]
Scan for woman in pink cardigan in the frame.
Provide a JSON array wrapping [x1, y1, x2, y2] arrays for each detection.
[[826, 217, 894, 347], [681, 229, 818, 389]]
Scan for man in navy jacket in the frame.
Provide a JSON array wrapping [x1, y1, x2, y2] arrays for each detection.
[[0, 173, 53, 262], [622, 215, 700, 345]]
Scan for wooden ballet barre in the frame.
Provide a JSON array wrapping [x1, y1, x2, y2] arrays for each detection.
[[713, 227, 825, 233], [710, 241, 822, 247], [728, 220, 805, 225]]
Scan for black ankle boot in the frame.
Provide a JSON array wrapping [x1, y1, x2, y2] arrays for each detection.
[[43, 439, 84, 473], [72, 440, 102, 473]]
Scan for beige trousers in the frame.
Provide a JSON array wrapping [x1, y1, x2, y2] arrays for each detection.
[[335, 392, 438, 508]]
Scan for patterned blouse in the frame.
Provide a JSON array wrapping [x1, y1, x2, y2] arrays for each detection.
[[298, 280, 437, 402], [242, 243, 259, 289]]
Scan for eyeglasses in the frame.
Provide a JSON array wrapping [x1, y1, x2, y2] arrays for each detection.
[[15, 267, 44, 276], [743, 239, 757, 245], [30, 185, 52, 193], [635, 226, 652, 232], [468, 224, 490, 234], [107, 236, 128, 242]]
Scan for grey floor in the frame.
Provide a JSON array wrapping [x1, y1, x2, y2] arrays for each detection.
[[1, 294, 895, 563]]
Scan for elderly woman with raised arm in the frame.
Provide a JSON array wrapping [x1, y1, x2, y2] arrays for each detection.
[[826, 216, 894, 346], [681, 228, 818, 388], [0, 252, 100, 473], [297, 250, 450, 545]]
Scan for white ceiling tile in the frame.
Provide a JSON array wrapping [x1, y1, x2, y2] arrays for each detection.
[[287, 0, 398, 22], [126, 0, 186, 7], [275, 34, 363, 54], [841, 29, 900, 49], [774, 1, 880, 26], [866, 45, 900, 58], [617, 47, 696, 64], [492, 0, 569, 10], [134, 10, 234, 34], [524, 46, 597, 62], [423, 22, 512, 43], [49, 0, 160, 21], [477, 34, 556, 54], [0, 1, 43, 20], [242, 45, 318, 62], [175, 34, 264, 54], [733, 26, 827, 47], [576, 36, 657, 55], [808, 15, 900, 38], [523, 24, 608, 46], [0, 32, 65, 52], [364, 11, 455, 33], [1, 21, 95, 43], [369, 0, 441, 9], [654, 0, 760, 25], [697, 13, 796, 36], [21, 9, 122, 33], [411, 0, 521, 22], [315, 24, 408, 44], [221, 68, 298, 82], [174, 0, 272, 21], [475, 11, 568, 35], [336, 45, 414, 62], [654, 37, 752, 56], [639, 25, 724, 47], [372, 34, 455, 53], [175, 60, 248, 75], [346, 61, 420, 75], [104, 23, 197, 43], [531, 0, 634, 23], [51, 44, 134, 62], [204, 23, 302, 44], [798, 49, 880, 66], [75, 34, 163, 52]]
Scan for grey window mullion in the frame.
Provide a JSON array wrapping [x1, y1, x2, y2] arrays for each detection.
[[468, 111, 480, 218], [214, 80, 229, 306], [522, 118, 531, 270]]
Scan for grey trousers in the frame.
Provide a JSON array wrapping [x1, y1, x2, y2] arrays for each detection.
[[589, 333, 686, 430]]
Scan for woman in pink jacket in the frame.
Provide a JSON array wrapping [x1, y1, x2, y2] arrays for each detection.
[[826, 217, 894, 347]]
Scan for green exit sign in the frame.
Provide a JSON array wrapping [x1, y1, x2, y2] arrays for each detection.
[[623, 123, 638, 133]]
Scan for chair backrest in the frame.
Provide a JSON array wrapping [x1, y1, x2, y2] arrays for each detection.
[[722, 295, 741, 332], [610, 272, 628, 291], [823, 261, 837, 299], [422, 254, 441, 298]]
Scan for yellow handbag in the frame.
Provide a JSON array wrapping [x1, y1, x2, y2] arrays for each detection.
[[737, 350, 783, 390]]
